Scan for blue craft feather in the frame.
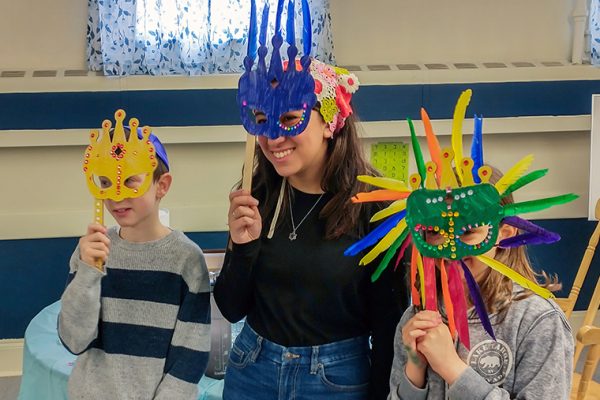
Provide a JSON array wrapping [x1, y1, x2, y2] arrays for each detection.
[[460, 260, 495, 340], [503, 215, 547, 232], [471, 114, 483, 183], [498, 232, 561, 248], [499, 216, 561, 247], [344, 210, 406, 256]]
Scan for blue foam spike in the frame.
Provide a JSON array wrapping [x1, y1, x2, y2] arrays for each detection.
[[301, 0, 311, 56], [499, 216, 561, 247], [471, 114, 483, 184], [498, 232, 560, 248], [247, 0, 258, 60], [286, 0, 295, 46], [344, 210, 407, 256], [268, 0, 285, 82], [460, 260, 496, 340], [275, 0, 285, 34], [259, 2, 270, 46]]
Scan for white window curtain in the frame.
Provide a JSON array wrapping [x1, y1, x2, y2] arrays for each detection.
[[591, 0, 600, 64], [87, 0, 336, 76]]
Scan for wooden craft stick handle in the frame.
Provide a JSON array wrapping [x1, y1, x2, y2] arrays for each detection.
[[93, 199, 105, 272], [242, 135, 256, 192]]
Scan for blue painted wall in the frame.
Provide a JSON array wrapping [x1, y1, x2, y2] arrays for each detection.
[[530, 219, 600, 310], [0, 232, 229, 339], [1, 219, 599, 339], [0, 80, 597, 130]]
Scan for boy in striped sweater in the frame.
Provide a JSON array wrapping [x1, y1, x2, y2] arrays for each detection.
[[58, 129, 210, 399]]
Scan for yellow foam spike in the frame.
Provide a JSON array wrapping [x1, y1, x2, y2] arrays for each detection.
[[476, 255, 554, 299], [440, 147, 459, 188], [478, 166, 492, 184], [451, 89, 472, 184], [495, 154, 534, 195], [370, 200, 407, 223], [409, 173, 422, 191], [416, 252, 426, 306], [458, 158, 475, 186], [360, 221, 407, 265], [357, 175, 408, 192], [424, 162, 439, 189]]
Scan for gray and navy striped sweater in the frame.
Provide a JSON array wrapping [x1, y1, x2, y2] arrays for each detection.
[[58, 227, 210, 399]]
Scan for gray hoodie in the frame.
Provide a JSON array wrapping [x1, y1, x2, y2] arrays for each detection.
[[388, 286, 573, 400]]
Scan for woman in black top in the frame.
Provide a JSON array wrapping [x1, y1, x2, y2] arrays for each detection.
[[214, 57, 408, 399]]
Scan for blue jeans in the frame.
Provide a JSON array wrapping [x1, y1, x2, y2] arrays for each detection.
[[223, 323, 371, 400]]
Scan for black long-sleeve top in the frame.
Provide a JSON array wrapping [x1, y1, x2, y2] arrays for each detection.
[[214, 187, 409, 400]]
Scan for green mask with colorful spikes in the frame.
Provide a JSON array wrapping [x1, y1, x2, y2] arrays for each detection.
[[349, 89, 576, 271], [346, 88, 578, 349], [403, 91, 501, 260], [407, 183, 502, 260]]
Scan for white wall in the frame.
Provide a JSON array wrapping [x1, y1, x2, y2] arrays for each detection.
[[0, 0, 577, 70], [1, 0, 88, 70], [331, 0, 575, 66]]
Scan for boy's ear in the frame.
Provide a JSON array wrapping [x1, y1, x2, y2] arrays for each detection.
[[498, 223, 518, 241], [155, 173, 172, 199]]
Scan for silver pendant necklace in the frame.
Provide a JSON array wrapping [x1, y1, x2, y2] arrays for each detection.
[[288, 190, 325, 241]]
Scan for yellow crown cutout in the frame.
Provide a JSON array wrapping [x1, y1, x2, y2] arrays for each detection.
[[83, 109, 157, 202], [82, 109, 157, 272]]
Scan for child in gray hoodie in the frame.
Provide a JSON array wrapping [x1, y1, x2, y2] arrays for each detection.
[[388, 167, 573, 400], [346, 90, 576, 400]]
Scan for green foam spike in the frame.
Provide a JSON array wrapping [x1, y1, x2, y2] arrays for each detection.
[[501, 169, 548, 197], [371, 228, 409, 282], [408, 118, 426, 187], [503, 193, 579, 216]]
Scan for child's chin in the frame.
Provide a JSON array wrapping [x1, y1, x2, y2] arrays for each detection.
[[461, 257, 473, 267], [112, 216, 135, 227]]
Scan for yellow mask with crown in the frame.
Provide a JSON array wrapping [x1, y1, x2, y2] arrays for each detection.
[[83, 109, 158, 202]]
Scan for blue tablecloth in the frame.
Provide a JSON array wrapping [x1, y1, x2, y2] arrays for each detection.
[[18, 301, 224, 400]]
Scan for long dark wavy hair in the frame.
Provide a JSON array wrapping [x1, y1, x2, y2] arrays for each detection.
[[245, 110, 379, 240]]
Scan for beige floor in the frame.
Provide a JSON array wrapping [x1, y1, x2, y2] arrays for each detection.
[[0, 376, 20, 400]]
